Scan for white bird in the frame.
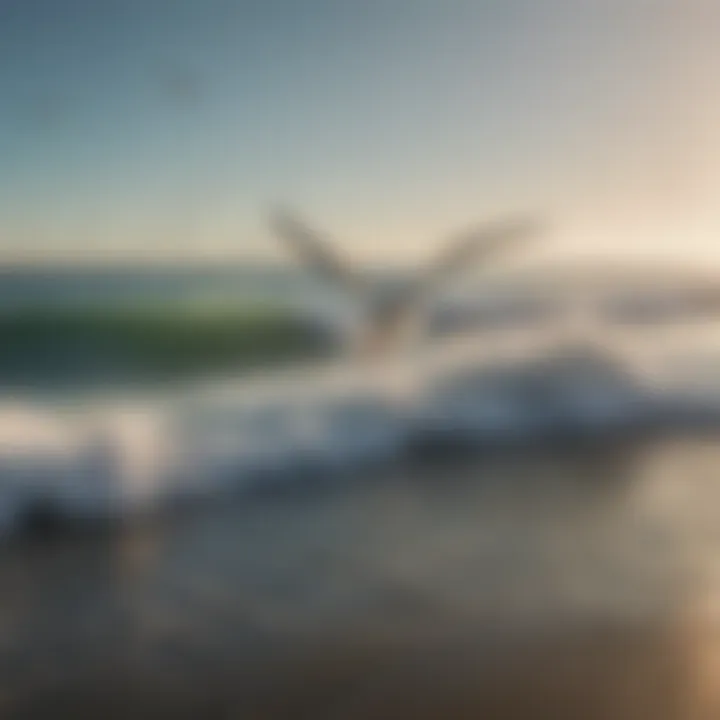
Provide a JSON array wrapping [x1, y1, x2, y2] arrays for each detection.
[[269, 207, 546, 360]]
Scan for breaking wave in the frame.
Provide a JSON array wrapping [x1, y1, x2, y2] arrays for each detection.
[[1, 336, 720, 539]]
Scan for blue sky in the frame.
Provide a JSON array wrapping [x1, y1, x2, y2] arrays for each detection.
[[0, 0, 717, 264]]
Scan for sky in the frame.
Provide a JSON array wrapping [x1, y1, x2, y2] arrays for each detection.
[[0, 0, 719, 266]]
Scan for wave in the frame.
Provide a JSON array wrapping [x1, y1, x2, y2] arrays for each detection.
[[1, 341, 719, 539], [0, 304, 333, 392]]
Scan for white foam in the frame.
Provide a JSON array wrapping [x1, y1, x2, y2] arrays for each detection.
[[2, 331, 720, 536], [0, 360, 419, 531]]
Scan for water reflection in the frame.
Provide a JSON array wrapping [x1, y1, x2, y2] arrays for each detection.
[[3, 437, 720, 717]]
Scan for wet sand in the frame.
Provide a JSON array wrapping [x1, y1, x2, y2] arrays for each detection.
[[2, 438, 720, 719], [0, 624, 709, 720]]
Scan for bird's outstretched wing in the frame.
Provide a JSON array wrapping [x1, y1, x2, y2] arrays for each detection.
[[269, 207, 362, 293], [413, 215, 545, 299]]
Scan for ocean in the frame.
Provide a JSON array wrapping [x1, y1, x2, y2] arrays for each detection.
[[2, 264, 720, 717], [0, 264, 321, 309]]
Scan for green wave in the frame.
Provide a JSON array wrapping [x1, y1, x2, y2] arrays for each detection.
[[0, 301, 333, 388]]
